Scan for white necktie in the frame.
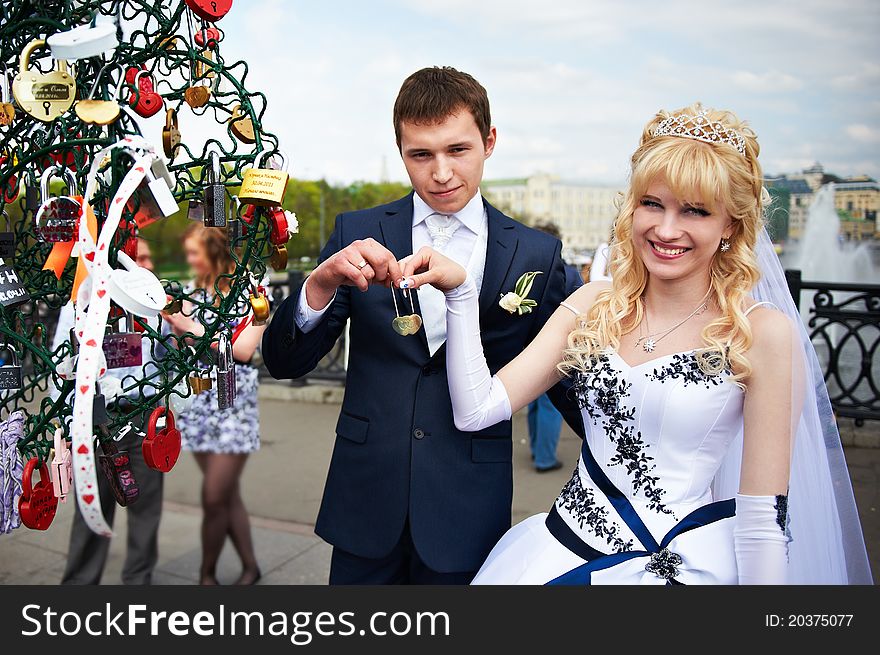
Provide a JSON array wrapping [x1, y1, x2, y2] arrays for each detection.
[[426, 213, 461, 251], [421, 213, 462, 355]]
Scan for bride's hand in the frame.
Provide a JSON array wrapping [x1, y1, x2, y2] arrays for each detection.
[[397, 246, 467, 292]]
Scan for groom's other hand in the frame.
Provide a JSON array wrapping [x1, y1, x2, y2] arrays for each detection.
[[304, 238, 402, 309]]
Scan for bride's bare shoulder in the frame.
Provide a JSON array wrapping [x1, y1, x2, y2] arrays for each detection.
[[562, 281, 612, 315]]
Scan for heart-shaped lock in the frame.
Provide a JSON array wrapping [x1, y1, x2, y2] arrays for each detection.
[[12, 39, 76, 122], [269, 243, 288, 272], [194, 26, 221, 49], [267, 206, 290, 245], [18, 457, 58, 530], [75, 67, 125, 126], [128, 70, 163, 118], [107, 250, 167, 318], [143, 407, 181, 473], [392, 315, 417, 336], [162, 108, 181, 159], [50, 427, 72, 502], [184, 84, 211, 109], [47, 21, 118, 60], [184, 0, 233, 22], [229, 104, 256, 144]]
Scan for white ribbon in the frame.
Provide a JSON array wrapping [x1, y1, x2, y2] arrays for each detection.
[[71, 136, 156, 536]]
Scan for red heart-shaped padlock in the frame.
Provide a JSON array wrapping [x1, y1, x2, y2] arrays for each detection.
[[184, 0, 233, 22], [143, 406, 181, 473], [267, 206, 290, 245], [194, 26, 221, 49], [127, 69, 163, 118], [18, 457, 59, 530]]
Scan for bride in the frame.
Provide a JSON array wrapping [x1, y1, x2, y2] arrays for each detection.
[[398, 104, 872, 584]]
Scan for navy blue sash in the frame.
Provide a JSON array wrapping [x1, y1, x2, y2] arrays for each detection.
[[546, 439, 735, 585]]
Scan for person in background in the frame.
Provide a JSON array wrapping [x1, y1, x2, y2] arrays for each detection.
[[57, 237, 165, 585], [529, 222, 583, 472], [161, 224, 266, 586]]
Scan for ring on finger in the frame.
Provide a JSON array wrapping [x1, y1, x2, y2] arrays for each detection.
[[356, 260, 368, 270]]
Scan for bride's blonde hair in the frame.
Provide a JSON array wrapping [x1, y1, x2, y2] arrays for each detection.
[[560, 103, 767, 386]]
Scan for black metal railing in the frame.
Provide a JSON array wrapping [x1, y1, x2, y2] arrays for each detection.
[[787, 269, 880, 425]]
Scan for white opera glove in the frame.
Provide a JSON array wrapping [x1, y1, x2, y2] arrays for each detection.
[[444, 276, 512, 432], [734, 493, 790, 585]]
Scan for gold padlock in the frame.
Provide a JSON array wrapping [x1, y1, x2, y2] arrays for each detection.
[[162, 108, 181, 158], [229, 104, 256, 144], [194, 49, 215, 79], [269, 243, 288, 272], [12, 39, 76, 122], [240, 150, 289, 207], [184, 83, 211, 109], [249, 287, 270, 326], [188, 369, 213, 394]]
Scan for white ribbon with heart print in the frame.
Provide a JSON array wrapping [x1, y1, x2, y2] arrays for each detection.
[[71, 136, 158, 536]]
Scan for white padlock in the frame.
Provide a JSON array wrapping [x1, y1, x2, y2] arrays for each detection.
[[47, 22, 118, 60], [107, 251, 167, 318]]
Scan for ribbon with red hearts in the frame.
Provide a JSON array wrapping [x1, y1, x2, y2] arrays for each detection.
[[71, 136, 156, 536]]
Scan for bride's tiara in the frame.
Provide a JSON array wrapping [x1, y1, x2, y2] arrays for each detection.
[[652, 110, 747, 157]]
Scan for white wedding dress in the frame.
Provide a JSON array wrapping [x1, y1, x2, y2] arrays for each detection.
[[473, 343, 754, 585]]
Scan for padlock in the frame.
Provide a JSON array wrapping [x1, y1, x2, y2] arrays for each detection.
[[187, 197, 205, 222], [0, 259, 30, 308], [18, 457, 58, 530], [203, 150, 226, 227], [130, 155, 179, 227], [227, 195, 243, 251], [229, 104, 256, 143], [269, 243, 288, 272], [194, 49, 216, 79], [239, 150, 289, 207], [249, 285, 270, 326], [162, 279, 184, 314], [0, 69, 15, 126], [24, 170, 40, 212], [267, 205, 291, 245], [162, 108, 181, 159], [103, 312, 143, 370], [98, 438, 140, 507], [185, 0, 233, 22], [143, 407, 181, 473], [0, 210, 14, 258], [0, 344, 23, 389], [189, 367, 213, 394], [194, 25, 220, 49], [50, 427, 72, 502], [216, 331, 236, 410], [107, 250, 167, 318], [47, 20, 118, 60], [184, 82, 211, 109], [75, 67, 124, 126], [128, 69, 163, 118], [11, 39, 76, 121], [33, 165, 80, 243]]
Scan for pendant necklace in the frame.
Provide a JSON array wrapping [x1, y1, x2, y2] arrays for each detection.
[[635, 288, 711, 353]]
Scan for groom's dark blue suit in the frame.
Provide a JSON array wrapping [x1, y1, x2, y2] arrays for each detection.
[[262, 192, 571, 581]]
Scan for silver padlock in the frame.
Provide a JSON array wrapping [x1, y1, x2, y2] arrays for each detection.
[[0, 343, 23, 389], [103, 312, 143, 370], [34, 166, 80, 243], [216, 331, 236, 410], [203, 150, 226, 227]]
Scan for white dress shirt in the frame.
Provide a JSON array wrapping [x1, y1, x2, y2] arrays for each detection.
[[295, 191, 488, 355]]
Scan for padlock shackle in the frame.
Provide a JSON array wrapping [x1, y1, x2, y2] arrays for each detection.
[[19, 38, 68, 75], [114, 249, 137, 272], [209, 149, 221, 182], [39, 164, 79, 199], [21, 456, 45, 497], [148, 405, 175, 437], [217, 331, 233, 369], [0, 341, 21, 363], [251, 149, 288, 172]]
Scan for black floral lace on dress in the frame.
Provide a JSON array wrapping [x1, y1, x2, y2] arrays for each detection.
[[556, 467, 634, 553]]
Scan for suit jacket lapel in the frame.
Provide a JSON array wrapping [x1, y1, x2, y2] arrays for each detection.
[[479, 200, 519, 316], [378, 193, 431, 356]]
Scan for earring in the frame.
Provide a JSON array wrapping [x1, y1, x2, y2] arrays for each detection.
[[720, 238, 731, 253]]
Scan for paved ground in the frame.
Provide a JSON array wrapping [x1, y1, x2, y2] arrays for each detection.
[[1, 387, 878, 584]]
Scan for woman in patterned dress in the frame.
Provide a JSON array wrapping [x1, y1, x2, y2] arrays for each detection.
[[397, 103, 871, 584], [162, 224, 265, 585]]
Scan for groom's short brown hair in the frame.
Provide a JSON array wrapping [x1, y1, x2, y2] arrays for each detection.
[[393, 66, 492, 148]]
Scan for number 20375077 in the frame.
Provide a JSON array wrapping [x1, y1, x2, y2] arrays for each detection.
[[765, 614, 853, 628]]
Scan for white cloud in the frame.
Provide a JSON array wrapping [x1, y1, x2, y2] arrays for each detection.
[[732, 71, 804, 93], [846, 124, 880, 144]]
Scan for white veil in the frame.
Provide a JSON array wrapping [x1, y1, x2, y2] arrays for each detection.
[[712, 228, 873, 584]]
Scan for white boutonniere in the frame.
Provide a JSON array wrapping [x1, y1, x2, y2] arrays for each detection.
[[499, 271, 542, 315]]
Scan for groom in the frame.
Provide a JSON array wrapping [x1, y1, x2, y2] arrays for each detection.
[[263, 67, 570, 584]]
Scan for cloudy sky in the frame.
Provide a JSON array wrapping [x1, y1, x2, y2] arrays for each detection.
[[210, 0, 878, 186]]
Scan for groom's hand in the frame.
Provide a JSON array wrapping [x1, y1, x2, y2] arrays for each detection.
[[305, 238, 402, 309]]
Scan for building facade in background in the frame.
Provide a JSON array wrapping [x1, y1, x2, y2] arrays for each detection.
[[482, 173, 620, 260]]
